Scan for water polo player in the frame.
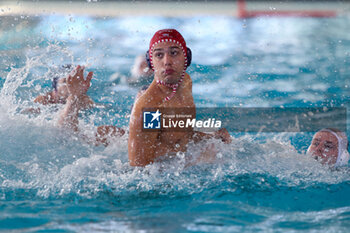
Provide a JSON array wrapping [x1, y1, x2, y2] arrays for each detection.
[[128, 29, 231, 167], [307, 128, 349, 167]]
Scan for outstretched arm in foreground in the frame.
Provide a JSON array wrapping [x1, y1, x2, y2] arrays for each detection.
[[95, 125, 126, 146], [192, 128, 232, 144], [186, 128, 232, 165]]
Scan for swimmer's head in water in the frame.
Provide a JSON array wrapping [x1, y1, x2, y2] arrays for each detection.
[[52, 64, 73, 92], [307, 128, 349, 167], [131, 55, 153, 79], [52, 76, 60, 92], [146, 29, 192, 71], [51, 64, 74, 103]]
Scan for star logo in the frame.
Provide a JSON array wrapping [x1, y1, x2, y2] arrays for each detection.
[[150, 110, 161, 122], [143, 109, 162, 129]]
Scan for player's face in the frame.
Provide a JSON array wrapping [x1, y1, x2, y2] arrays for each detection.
[[152, 41, 185, 84], [307, 131, 339, 165]]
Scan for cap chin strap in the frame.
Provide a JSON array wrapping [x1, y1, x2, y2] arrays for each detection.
[[156, 64, 186, 102], [320, 128, 349, 167], [157, 75, 184, 102]]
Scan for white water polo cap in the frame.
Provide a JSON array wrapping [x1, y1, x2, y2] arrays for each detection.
[[319, 128, 349, 167]]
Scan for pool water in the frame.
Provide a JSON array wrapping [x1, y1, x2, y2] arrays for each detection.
[[0, 15, 350, 232]]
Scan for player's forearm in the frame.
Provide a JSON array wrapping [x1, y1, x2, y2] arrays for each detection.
[[58, 95, 83, 132], [128, 138, 158, 166], [128, 113, 160, 166], [192, 131, 213, 143], [34, 93, 53, 105], [192, 129, 231, 144], [128, 127, 157, 166]]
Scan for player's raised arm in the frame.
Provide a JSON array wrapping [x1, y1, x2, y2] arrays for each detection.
[[58, 65, 93, 132]]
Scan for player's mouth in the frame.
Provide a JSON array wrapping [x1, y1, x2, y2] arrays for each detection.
[[164, 69, 175, 75]]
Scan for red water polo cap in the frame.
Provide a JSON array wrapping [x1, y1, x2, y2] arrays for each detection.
[[149, 29, 188, 70]]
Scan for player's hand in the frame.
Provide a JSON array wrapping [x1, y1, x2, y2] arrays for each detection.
[[214, 128, 232, 144], [66, 65, 93, 98], [95, 125, 125, 146]]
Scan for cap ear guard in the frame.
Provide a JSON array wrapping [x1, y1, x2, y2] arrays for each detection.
[[335, 150, 350, 167], [186, 47, 192, 68], [145, 47, 192, 69], [319, 128, 349, 167]]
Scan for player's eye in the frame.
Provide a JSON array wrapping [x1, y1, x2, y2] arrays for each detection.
[[154, 52, 164, 58], [170, 50, 179, 56]]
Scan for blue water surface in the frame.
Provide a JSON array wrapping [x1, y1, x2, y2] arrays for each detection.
[[0, 14, 350, 232]]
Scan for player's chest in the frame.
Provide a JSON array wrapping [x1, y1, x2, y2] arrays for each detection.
[[161, 94, 193, 108]]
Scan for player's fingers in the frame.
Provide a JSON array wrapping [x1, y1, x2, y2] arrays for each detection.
[[86, 71, 93, 82]]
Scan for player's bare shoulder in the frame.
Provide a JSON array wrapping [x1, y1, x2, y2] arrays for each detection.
[[182, 73, 192, 91], [176, 73, 194, 106]]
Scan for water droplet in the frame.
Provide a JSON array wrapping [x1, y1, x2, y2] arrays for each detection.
[[35, 85, 41, 91], [307, 111, 314, 117], [177, 152, 185, 159]]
